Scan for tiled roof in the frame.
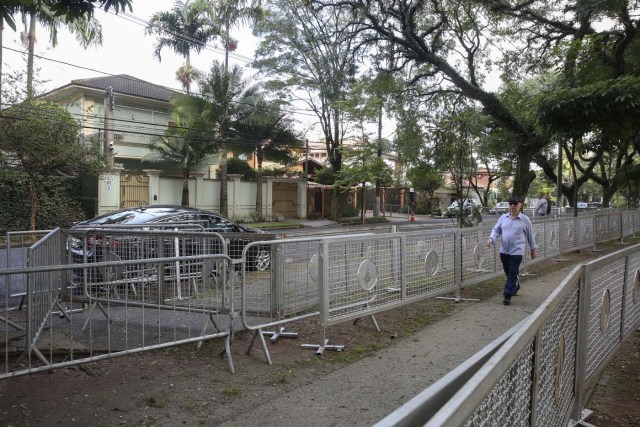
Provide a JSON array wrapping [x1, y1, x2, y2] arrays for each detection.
[[70, 74, 178, 102]]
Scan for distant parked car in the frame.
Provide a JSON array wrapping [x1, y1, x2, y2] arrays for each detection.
[[447, 199, 476, 217], [489, 202, 509, 215], [586, 202, 602, 209], [577, 202, 588, 209]]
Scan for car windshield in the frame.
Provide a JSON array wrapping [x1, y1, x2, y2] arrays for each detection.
[[80, 210, 158, 225]]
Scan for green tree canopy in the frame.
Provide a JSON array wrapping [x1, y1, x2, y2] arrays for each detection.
[[0, 100, 106, 229], [145, 93, 218, 206]]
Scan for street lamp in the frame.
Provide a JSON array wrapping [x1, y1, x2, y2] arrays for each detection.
[[299, 123, 318, 177]]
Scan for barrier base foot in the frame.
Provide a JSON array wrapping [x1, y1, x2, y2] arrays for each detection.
[[569, 408, 594, 426], [262, 327, 298, 343], [436, 296, 480, 304], [301, 339, 344, 356]]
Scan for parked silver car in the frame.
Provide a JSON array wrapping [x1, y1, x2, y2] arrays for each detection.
[[489, 202, 509, 215]]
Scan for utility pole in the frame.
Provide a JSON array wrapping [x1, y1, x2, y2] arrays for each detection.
[[556, 140, 562, 213], [104, 86, 115, 167], [305, 139, 309, 176]]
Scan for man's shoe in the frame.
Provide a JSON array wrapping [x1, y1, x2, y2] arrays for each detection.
[[514, 276, 521, 296], [503, 296, 511, 305]]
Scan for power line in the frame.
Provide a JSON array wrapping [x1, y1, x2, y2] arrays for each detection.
[[108, 9, 256, 64], [1, 99, 320, 145]]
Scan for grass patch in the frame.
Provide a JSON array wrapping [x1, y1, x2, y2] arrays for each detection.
[[271, 369, 294, 385], [245, 221, 305, 230], [146, 395, 168, 409], [461, 278, 504, 301], [223, 385, 243, 397], [179, 395, 199, 411], [135, 415, 157, 426], [336, 216, 390, 225]]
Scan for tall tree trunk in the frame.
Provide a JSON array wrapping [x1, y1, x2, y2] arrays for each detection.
[[511, 151, 536, 200], [0, 20, 4, 108], [374, 106, 382, 217], [219, 146, 228, 216], [185, 52, 191, 94], [26, 12, 36, 99], [29, 177, 37, 231], [361, 182, 365, 224], [181, 169, 189, 206], [330, 109, 340, 220], [224, 20, 229, 72], [255, 148, 264, 220]]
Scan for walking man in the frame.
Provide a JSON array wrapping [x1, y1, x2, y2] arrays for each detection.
[[487, 196, 538, 305]]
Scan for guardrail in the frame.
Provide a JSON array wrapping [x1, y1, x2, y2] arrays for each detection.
[[1, 253, 235, 379], [375, 222, 640, 425], [233, 210, 639, 364], [2, 209, 639, 382]]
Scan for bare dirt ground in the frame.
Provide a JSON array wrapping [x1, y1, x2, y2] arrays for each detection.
[[1, 240, 639, 426], [588, 329, 640, 426]]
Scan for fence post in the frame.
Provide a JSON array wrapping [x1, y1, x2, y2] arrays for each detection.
[[400, 234, 406, 300], [320, 239, 329, 344], [530, 328, 543, 426], [572, 264, 591, 422], [271, 242, 284, 318], [454, 228, 462, 301], [591, 212, 598, 252]]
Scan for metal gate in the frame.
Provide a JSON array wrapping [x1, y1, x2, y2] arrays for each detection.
[[272, 181, 298, 218], [120, 172, 149, 208]]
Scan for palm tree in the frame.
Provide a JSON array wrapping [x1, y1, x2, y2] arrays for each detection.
[[145, 0, 213, 93], [198, 60, 261, 216], [21, 3, 103, 99], [145, 94, 218, 206], [202, 0, 262, 71], [233, 101, 301, 219]]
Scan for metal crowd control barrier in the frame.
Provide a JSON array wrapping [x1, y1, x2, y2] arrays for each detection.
[[240, 234, 375, 363], [376, 234, 640, 425], [64, 228, 229, 310], [3, 230, 53, 307], [1, 253, 235, 379], [237, 209, 640, 364], [3, 208, 639, 379]]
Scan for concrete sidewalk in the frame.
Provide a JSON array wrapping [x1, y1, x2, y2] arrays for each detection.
[[221, 261, 580, 426]]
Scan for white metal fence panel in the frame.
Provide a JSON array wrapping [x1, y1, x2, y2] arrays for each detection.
[[595, 213, 613, 244], [240, 238, 323, 330], [402, 229, 458, 298], [622, 211, 634, 239], [585, 258, 625, 384], [461, 226, 502, 287], [535, 280, 580, 427], [462, 338, 535, 427], [536, 219, 561, 260], [624, 252, 640, 336], [325, 235, 404, 323]]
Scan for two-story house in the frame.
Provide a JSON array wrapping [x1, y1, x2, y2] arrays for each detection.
[[41, 74, 307, 218]]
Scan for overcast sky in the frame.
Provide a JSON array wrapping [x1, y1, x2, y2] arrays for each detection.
[[3, 1, 257, 94], [2, 1, 395, 140]]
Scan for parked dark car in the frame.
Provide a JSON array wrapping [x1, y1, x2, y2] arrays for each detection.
[[69, 206, 272, 272]]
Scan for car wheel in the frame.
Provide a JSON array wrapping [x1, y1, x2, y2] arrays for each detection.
[[252, 248, 271, 271]]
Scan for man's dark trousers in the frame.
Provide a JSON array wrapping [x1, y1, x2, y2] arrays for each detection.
[[499, 253, 523, 296]]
